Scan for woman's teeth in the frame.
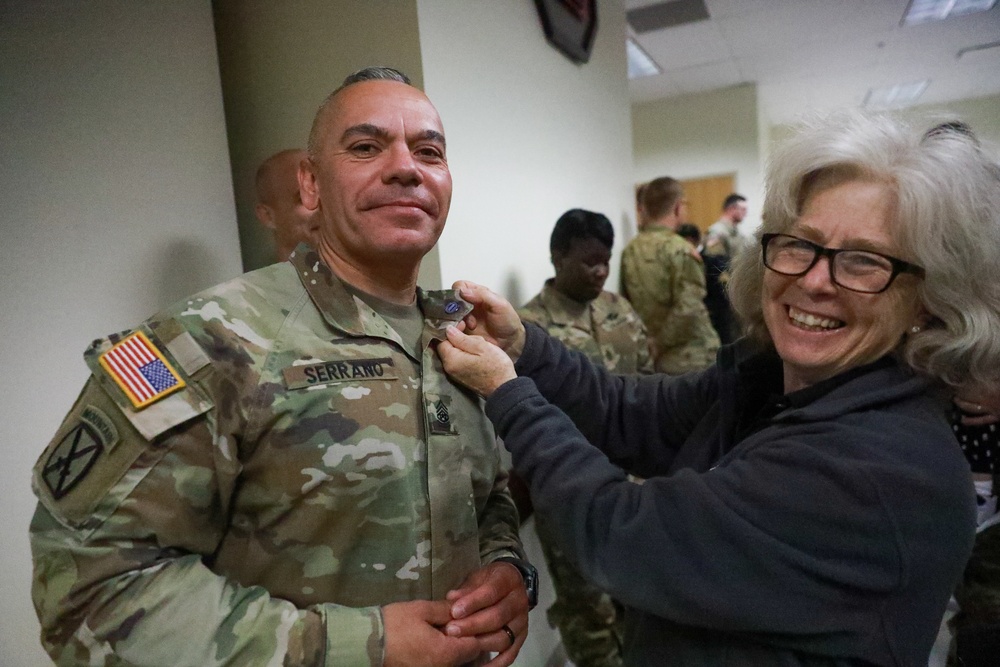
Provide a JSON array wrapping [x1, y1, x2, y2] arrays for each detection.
[[789, 307, 843, 330]]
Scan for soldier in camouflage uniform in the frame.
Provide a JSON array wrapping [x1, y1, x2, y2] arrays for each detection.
[[702, 193, 749, 344], [254, 148, 317, 262], [621, 177, 720, 374], [30, 67, 532, 667], [516, 209, 651, 667]]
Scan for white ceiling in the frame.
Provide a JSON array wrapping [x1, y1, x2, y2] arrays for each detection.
[[626, 0, 1000, 125]]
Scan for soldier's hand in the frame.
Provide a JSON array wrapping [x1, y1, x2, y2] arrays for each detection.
[[438, 326, 517, 399], [452, 281, 525, 362], [382, 600, 481, 667], [444, 561, 529, 667]]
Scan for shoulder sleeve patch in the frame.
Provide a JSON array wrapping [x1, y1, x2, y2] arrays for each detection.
[[85, 326, 213, 440], [39, 404, 119, 502], [98, 331, 185, 409], [32, 378, 177, 529]]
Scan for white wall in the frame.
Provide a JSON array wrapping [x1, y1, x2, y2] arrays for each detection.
[[632, 84, 764, 239], [419, 0, 636, 307], [0, 2, 242, 665]]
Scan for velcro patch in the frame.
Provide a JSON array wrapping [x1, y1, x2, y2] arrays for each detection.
[[99, 331, 186, 409], [39, 404, 119, 501], [427, 395, 459, 436], [283, 357, 398, 390], [42, 422, 103, 500]]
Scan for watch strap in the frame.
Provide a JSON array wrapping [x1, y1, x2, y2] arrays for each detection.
[[495, 556, 539, 609]]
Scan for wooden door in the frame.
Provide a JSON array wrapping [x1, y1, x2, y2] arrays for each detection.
[[680, 174, 735, 234]]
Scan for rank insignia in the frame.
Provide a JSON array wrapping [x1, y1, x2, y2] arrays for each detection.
[[99, 331, 186, 409], [434, 399, 450, 425], [42, 422, 103, 499]]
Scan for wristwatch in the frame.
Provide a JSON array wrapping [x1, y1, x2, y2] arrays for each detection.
[[495, 556, 539, 609]]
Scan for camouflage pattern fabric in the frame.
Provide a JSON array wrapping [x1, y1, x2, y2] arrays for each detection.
[[30, 245, 522, 667], [702, 218, 744, 263], [534, 514, 623, 667], [517, 281, 649, 667], [518, 282, 653, 376], [620, 227, 720, 375]]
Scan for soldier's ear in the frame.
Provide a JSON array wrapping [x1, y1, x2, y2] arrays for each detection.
[[298, 157, 321, 212]]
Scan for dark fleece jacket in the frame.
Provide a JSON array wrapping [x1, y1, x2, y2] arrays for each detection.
[[487, 324, 975, 666]]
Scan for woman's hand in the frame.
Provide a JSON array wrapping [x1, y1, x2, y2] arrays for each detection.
[[452, 281, 525, 362], [437, 325, 517, 399], [954, 386, 1000, 426]]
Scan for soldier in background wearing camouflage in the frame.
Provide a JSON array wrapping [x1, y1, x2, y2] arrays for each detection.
[[620, 177, 720, 374], [254, 148, 317, 262], [702, 193, 749, 344], [30, 67, 532, 667], [517, 209, 651, 667]]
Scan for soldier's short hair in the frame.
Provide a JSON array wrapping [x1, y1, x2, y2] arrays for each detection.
[[641, 177, 684, 219], [550, 209, 614, 255], [339, 66, 410, 90], [722, 193, 746, 210], [307, 66, 414, 160]]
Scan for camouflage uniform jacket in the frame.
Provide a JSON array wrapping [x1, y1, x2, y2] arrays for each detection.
[[620, 226, 720, 374], [703, 217, 742, 261], [518, 281, 652, 375], [30, 246, 522, 667]]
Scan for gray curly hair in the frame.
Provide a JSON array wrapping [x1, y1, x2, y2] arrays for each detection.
[[728, 111, 1000, 390]]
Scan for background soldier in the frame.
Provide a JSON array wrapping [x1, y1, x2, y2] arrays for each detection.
[[253, 148, 318, 262], [517, 208, 652, 666], [702, 193, 749, 344], [620, 177, 719, 374]]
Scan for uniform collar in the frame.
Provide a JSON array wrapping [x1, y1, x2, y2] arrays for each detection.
[[642, 225, 677, 237], [538, 280, 592, 329], [714, 217, 738, 236], [288, 244, 472, 358]]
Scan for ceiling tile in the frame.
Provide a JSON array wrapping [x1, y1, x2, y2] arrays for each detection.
[[626, 0, 1000, 125], [635, 19, 730, 71]]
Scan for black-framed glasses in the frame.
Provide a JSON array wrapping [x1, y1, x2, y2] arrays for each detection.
[[761, 233, 925, 294]]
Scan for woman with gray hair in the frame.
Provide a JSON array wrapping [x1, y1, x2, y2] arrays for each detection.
[[435, 113, 1000, 665]]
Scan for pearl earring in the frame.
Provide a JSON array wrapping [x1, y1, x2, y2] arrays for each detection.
[[910, 325, 922, 334]]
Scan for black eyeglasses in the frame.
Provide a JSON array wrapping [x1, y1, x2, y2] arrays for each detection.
[[761, 233, 925, 294]]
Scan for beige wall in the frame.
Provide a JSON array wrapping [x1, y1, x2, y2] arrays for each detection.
[[632, 83, 764, 239], [0, 1, 242, 665], [419, 0, 636, 307]]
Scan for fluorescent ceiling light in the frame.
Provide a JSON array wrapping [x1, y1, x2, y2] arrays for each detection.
[[627, 38, 661, 79], [902, 0, 997, 25], [863, 80, 930, 109]]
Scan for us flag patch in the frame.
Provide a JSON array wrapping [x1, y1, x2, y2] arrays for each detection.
[[99, 331, 186, 409]]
